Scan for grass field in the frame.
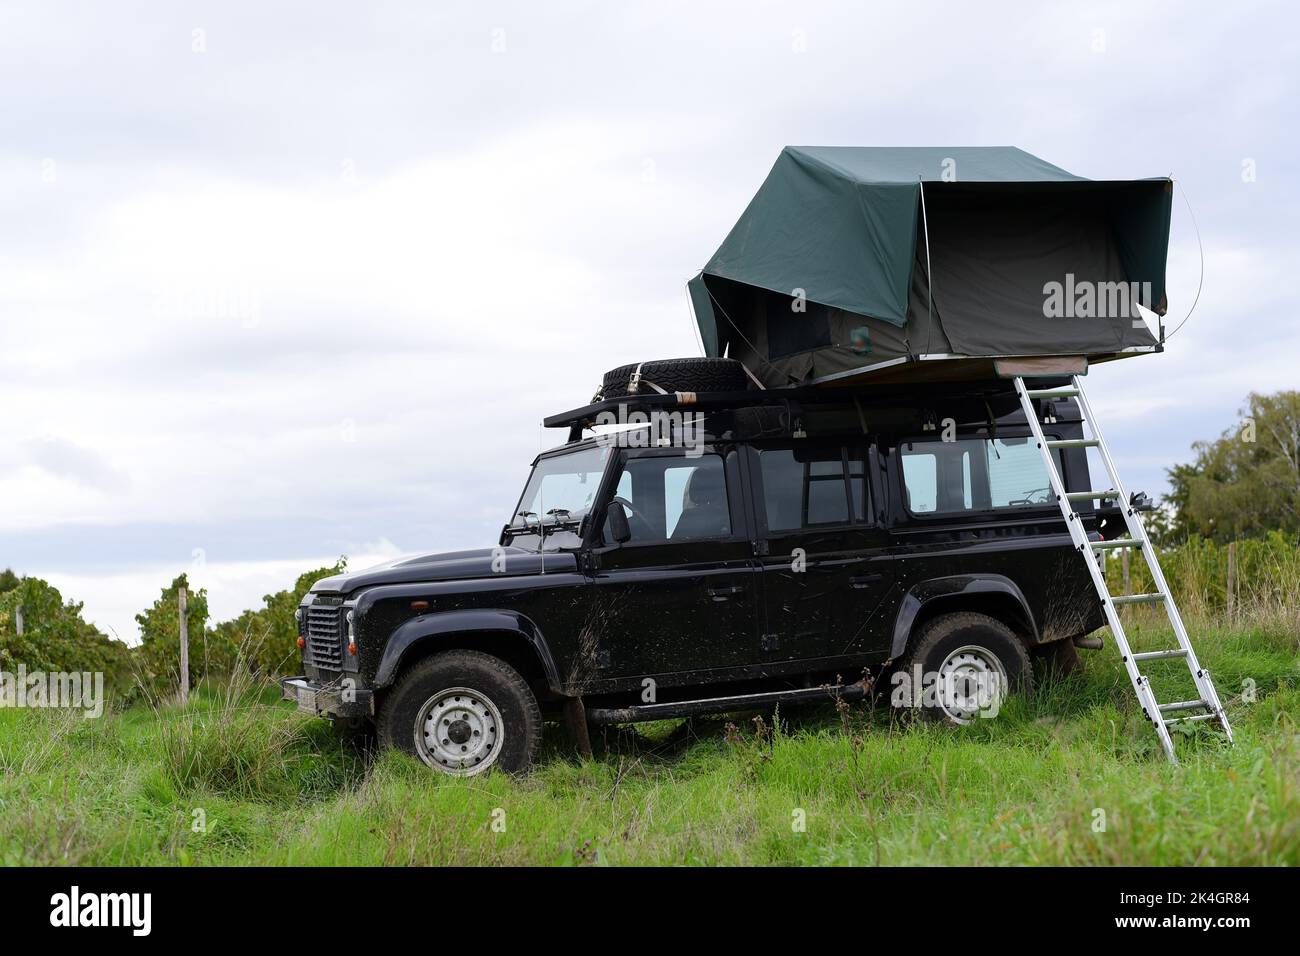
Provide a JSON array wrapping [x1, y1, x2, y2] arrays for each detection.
[[1, 612, 1297, 866]]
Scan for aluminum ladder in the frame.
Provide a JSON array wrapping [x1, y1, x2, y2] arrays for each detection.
[[1013, 374, 1233, 763]]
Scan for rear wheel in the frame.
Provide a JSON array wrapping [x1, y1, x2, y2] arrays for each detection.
[[378, 650, 542, 776], [893, 612, 1033, 724]]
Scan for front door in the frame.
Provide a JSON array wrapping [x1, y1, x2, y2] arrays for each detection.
[[588, 446, 759, 683]]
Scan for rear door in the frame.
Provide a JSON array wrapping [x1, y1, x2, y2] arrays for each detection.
[[747, 440, 896, 664]]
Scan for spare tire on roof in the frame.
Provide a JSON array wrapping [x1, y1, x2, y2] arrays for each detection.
[[599, 357, 750, 399]]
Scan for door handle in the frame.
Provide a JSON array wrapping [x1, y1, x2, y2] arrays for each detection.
[[849, 573, 884, 589], [706, 585, 746, 601]]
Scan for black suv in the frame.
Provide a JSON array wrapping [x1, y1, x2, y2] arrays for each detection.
[[283, 366, 1121, 776]]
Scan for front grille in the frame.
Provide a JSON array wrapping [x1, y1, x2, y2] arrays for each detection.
[[305, 604, 344, 668]]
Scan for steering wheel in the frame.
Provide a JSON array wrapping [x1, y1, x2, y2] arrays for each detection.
[[1023, 486, 1052, 505], [611, 496, 655, 541], [1008, 486, 1053, 507]]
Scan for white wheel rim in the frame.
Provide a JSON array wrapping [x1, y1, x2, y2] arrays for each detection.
[[936, 644, 1008, 725], [414, 687, 504, 776]]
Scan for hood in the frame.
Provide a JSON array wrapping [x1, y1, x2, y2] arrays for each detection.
[[308, 547, 576, 595]]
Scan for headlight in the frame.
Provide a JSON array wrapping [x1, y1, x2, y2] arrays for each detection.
[[346, 610, 357, 656]]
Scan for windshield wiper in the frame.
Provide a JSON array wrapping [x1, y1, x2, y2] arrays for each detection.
[[503, 510, 583, 541]]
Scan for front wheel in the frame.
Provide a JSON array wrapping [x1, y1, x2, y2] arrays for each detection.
[[378, 650, 542, 776], [892, 612, 1033, 724]]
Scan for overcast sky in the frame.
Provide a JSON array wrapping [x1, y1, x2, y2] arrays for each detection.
[[2, 1, 1295, 642]]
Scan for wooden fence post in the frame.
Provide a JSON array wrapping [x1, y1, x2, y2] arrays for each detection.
[[13, 606, 22, 636], [1226, 541, 1237, 625], [179, 586, 190, 706]]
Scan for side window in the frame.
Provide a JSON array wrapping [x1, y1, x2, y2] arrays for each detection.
[[611, 454, 731, 542], [758, 446, 875, 531], [899, 436, 1059, 515], [986, 438, 1054, 507], [900, 449, 939, 513]]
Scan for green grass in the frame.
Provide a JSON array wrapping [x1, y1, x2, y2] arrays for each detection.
[[1, 615, 1297, 866]]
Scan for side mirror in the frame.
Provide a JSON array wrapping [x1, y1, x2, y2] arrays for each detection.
[[606, 501, 632, 544]]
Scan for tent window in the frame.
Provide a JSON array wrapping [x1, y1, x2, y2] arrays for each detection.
[[766, 300, 832, 359]]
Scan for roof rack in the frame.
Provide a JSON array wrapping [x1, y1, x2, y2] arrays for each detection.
[[543, 377, 1071, 443]]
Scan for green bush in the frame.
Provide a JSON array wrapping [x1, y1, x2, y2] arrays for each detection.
[[133, 574, 214, 696], [210, 561, 345, 680], [0, 577, 133, 690], [133, 561, 344, 698], [1104, 531, 1300, 622], [158, 697, 312, 800]]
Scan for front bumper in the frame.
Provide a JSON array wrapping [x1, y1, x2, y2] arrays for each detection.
[[280, 676, 374, 718]]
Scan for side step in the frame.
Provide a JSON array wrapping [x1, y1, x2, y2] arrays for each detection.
[[586, 682, 868, 725]]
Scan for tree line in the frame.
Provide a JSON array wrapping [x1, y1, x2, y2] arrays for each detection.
[[1150, 390, 1300, 545], [0, 560, 344, 703]]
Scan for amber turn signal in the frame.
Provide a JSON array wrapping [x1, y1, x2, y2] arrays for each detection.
[[348, 642, 357, 656], [296, 636, 305, 648]]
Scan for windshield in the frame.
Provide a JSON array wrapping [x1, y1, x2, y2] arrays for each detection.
[[506, 445, 612, 551]]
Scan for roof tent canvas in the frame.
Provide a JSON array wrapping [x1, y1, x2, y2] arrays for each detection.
[[689, 146, 1172, 387]]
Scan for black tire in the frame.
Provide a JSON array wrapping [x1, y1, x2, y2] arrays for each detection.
[[892, 612, 1033, 724], [377, 650, 542, 776], [599, 357, 749, 399]]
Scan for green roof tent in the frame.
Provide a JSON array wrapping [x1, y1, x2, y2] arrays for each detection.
[[688, 146, 1173, 387]]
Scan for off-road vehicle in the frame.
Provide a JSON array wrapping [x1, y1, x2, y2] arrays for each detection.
[[282, 358, 1142, 775]]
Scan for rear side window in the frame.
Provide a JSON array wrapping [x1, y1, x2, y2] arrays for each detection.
[[900, 437, 1059, 515], [758, 446, 872, 531]]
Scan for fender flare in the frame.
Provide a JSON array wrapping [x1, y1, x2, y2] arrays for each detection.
[[889, 574, 1039, 660], [373, 608, 562, 692]]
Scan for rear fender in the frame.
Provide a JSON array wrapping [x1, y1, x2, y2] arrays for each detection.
[[889, 574, 1039, 659]]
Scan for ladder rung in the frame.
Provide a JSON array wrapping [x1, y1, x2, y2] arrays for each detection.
[[1046, 439, 1100, 449], [1092, 538, 1140, 550], [1025, 387, 1080, 399], [1132, 648, 1187, 661], [1066, 489, 1120, 502], [1158, 699, 1208, 714], [1113, 592, 1165, 606], [1165, 713, 1218, 725]]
